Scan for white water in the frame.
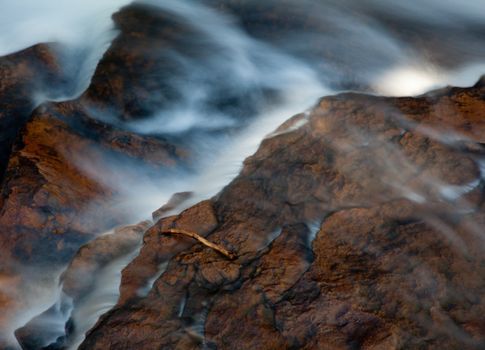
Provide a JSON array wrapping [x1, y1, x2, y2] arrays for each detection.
[[72, 0, 327, 223], [0, 0, 131, 56], [2, 0, 485, 348], [67, 247, 142, 350], [0, 268, 65, 348], [0, 0, 133, 100]]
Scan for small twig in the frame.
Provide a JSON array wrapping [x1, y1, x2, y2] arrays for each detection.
[[161, 228, 237, 260]]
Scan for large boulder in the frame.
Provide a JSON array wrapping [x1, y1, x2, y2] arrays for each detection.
[[80, 80, 485, 349]]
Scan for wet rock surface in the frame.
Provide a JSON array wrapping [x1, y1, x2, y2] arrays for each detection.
[[0, 99, 181, 344], [79, 3, 266, 128], [0, 5, 191, 342], [15, 221, 152, 350], [3, 2, 485, 349], [0, 44, 62, 185], [0, 43, 66, 344], [0, 103, 178, 266], [79, 81, 485, 349]]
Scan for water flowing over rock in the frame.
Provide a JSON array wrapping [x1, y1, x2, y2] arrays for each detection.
[[0, 99, 182, 346], [3, 1, 485, 349], [0, 5, 189, 344], [0, 44, 62, 183], [78, 81, 485, 349], [15, 221, 151, 349]]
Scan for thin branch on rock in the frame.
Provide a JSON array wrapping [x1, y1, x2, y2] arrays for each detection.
[[161, 228, 237, 260]]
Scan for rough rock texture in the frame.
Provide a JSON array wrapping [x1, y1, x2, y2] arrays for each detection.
[[4, 2, 485, 349], [0, 44, 63, 184], [0, 44, 66, 346], [0, 5, 192, 342], [0, 100, 181, 343], [0, 2, 201, 274], [81, 80, 485, 349], [0, 102, 179, 266]]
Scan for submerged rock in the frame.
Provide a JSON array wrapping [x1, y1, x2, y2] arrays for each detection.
[[80, 80, 485, 349], [15, 221, 151, 350], [80, 3, 266, 125], [16, 196, 218, 349], [152, 191, 194, 221]]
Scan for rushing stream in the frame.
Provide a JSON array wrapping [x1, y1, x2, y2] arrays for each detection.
[[2, 0, 485, 348]]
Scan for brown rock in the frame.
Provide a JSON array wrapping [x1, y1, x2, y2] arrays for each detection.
[[81, 80, 485, 349], [0, 5, 193, 337], [119, 199, 218, 304], [0, 102, 179, 268], [61, 221, 152, 300], [0, 44, 62, 185], [0, 100, 182, 341], [6, 3, 485, 349]]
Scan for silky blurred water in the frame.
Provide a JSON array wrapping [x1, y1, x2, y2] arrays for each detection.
[[2, 0, 485, 348]]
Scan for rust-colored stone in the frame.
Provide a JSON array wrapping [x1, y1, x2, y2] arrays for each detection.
[[81, 80, 485, 349]]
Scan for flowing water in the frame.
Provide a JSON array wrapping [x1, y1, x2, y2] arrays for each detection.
[[2, 0, 485, 348]]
